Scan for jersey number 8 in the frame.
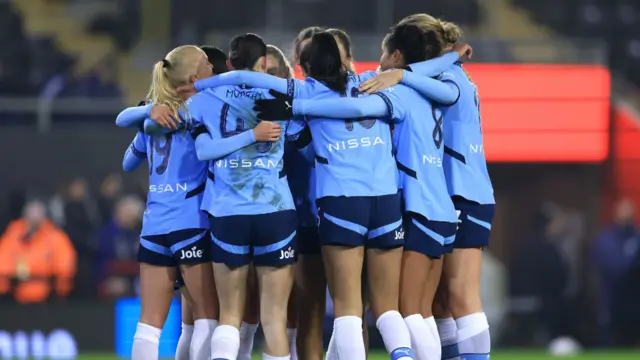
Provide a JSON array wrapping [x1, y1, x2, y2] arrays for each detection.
[[344, 87, 377, 131], [432, 107, 443, 149]]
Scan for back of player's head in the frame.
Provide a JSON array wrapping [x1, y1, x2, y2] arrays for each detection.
[[293, 26, 324, 64], [266, 45, 294, 79], [326, 28, 355, 72], [385, 24, 443, 64], [398, 13, 462, 47], [200, 45, 229, 75], [148, 45, 206, 114], [228, 33, 267, 71], [300, 31, 348, 95]]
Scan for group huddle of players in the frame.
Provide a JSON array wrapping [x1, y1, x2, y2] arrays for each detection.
[[114, 11, 494, 360]]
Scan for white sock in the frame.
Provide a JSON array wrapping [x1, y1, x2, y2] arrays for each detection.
[[175, 323, 193, 360], [404, 314, 437, 360], [376, 311, 414, 360], [132, 323, 161, 360], [190, 319, 217, 360], [286, 328, 297, 360], [456, 312, 490, 358], [333, 316, 366, 360], [325, 324, 338, 360], [436, 317, 457, 347], [262, 354, 291, 360], [424, 316, 441, 360], [210, 325, 240, 360], [237, 322, 259, 360]]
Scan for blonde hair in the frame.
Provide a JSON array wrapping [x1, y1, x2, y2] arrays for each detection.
[[147, 45, 205, 117], [398, 13, 462, 47], [267, 44, 295, 79]]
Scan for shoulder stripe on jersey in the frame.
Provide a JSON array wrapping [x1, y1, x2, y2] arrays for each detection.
[[444, 145, 466, 164], [130, 144, 147, 158], [374, 92, 395, 119], [315, 155, 329, 165], [287, 79, 295, 97], [396, 160, 417, 179]]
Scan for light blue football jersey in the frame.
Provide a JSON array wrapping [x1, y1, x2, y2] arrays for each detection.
[[187, 85, 305, 217], [129, 128, 209, 236], [376, 84, 458, 224], [296, 72, 398, 199], [441, 63, 495, 205]]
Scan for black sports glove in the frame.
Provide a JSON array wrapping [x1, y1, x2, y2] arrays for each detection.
[[253, 89, 294, 120], [191, 124, 209, 140]]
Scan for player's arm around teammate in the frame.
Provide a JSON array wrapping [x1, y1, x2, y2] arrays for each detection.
[[127, 46, 218, 360], [190, 33, 299, 360], [395, 14, 495, 359]]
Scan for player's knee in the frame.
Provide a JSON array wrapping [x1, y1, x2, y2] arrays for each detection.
[[447, 277, 481, 314]]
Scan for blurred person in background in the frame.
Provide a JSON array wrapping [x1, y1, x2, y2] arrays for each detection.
[[509, 203, 575, 347], [98, 173, 123, 225], [591, 198, 640, 346], [0, 199, 77, 303], [95, 195, 143, 299], [63, 177, 100, 298]]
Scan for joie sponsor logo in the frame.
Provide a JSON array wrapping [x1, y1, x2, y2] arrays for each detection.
[[394, 229, 405, 240], [279, 247, 295, 260], [180, 246, 203, 259]]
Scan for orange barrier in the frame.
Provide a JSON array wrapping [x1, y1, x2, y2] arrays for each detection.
[[296, 62, 611, 162]]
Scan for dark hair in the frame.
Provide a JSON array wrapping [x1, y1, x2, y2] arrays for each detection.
[[385, 24, 443, 65], [300, 31, 348, 95], [325, 28, 353, 59], [228, 33, 267, 70], [293, 26, 324, 61], [200, 45, 229, 75]]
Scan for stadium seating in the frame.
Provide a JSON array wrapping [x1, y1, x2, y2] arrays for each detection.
[[514, 0, 640, 85], [188, 0, 481, 34]]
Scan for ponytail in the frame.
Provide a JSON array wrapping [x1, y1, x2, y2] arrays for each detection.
[[147, 61, 183, 117], [146, 45, 205, 117], [300, 32, 348, 95], [441, 21, 462, 46]]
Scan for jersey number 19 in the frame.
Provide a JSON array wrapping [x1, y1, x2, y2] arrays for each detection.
[[149, 135, 172, 175]]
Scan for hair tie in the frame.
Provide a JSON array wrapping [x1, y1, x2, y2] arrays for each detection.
[[162, 59, 170, 68]]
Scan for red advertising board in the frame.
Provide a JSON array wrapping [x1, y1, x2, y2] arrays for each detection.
[[296, 62, 611, 162]]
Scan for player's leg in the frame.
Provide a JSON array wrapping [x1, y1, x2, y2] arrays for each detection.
[[317, 197, 368, 360], [287, 286, 298, 360], [361, 263, 370, 357], [134, 236, 177, 360], [295, 227, 326, 360], [175, 283, 194, 360], [431, 275, 458, 360], [209, 215, 253, 360], [444, 198, 495, 360], [253, 210, 298, 359], [171, 229, 218, 360], [366, 193, 414, 360], [238, 264, 260, 360]]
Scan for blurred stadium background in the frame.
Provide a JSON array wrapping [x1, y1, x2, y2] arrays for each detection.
[[0, 0, 640, 358]]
